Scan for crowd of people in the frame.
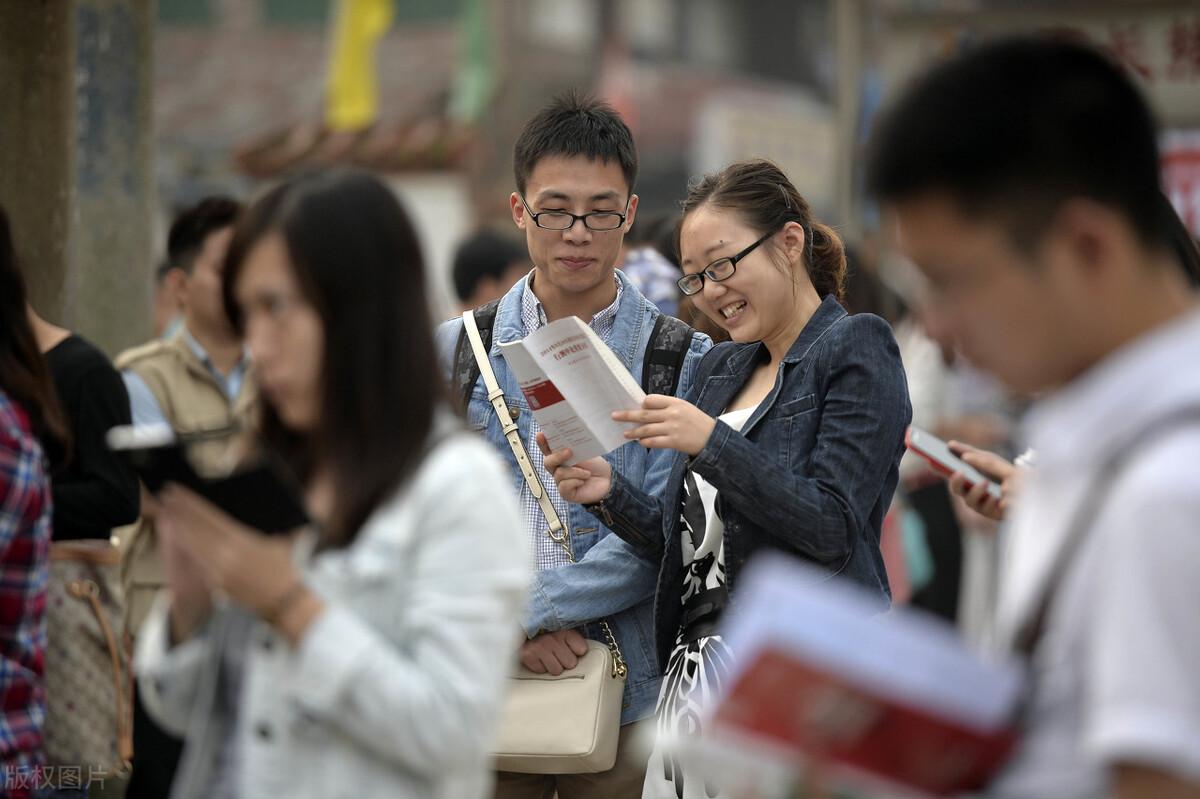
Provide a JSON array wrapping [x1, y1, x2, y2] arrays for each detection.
[[0, 32, 1197, 799]]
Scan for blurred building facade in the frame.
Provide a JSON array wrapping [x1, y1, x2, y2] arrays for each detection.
[[153, 0, 845, 315], [154, 0, 1199, 315], [866, 0, 1200, 238]]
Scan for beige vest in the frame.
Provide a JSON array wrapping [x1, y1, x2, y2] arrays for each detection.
[[114, 331, 259, 635]]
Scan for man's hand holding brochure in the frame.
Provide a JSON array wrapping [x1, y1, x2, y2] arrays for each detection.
[[499, 316, 647, 463]]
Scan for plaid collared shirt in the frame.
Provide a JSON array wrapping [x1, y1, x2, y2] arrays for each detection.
[[0, 391, 50, 795], [520, 276, 622, 571]]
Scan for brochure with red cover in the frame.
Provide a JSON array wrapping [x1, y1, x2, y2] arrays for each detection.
[[710, 555, 1026, 796], [498, 315, 646, 463]]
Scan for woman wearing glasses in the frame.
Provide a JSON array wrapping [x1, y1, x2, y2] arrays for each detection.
[[542, 159, 911, 798]]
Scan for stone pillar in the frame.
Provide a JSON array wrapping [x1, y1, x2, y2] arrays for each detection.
[[0, 1, 74, 318], [833, 0, 865, 241], [0, 0, 154, 357]]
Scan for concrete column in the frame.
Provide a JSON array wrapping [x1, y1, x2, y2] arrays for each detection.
[[833, 0, 865, 239], [0, 0, 154, 357], [0, 1, 74, 316]]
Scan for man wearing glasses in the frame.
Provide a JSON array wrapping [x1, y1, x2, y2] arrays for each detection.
[[436, 92, 711, 798]]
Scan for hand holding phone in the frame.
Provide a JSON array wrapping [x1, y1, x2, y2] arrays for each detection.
[[905, 426, 1003, 502]]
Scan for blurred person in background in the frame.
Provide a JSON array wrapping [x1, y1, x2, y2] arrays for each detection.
[[120, 197, 250, 433], [152, 259, 186, 340], [452, 229, 530, 314], [870, 35, 1200, 799], [23, 300, 138, 541], [618, 210, 682, 318], [841, 241, 904, 321], [838, 246, 936, 606], [22, 227, 139, 798], [872, 240, 1023, 634], [948, 193, 1200, 524], [135, 170, 528, 798], [545, 159, 911, 799], [0, 207, 70, 798], [907, 193, 1200, 628], [116, 196, 253, 799]]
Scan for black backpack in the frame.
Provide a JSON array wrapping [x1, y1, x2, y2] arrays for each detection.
[[451, 299, 696, 412]]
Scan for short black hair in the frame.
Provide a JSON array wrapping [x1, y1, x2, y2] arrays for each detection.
[[167, 196, 241, 272], [513, 91, 638, 196], [452, 229, 527, 302], [867, 36, 1166, 250]]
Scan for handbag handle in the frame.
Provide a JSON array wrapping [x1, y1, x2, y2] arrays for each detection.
[[52, 541, 135, 773], [67, 578, 134, 772], [462, 310, 627, 679]]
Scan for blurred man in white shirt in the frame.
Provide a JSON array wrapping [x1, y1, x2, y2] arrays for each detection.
[[869, 36, 1200, 799]]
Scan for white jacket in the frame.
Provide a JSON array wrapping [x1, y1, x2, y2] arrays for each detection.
[[136, 431, 529, 799]]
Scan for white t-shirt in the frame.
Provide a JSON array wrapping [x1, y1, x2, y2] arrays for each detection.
[[686, 405, 755, 574], [987, 308, 1200, 798]]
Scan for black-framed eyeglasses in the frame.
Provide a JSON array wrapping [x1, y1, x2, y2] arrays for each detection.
[[677, 230, 775, 296], [519, 195, 628, 232]]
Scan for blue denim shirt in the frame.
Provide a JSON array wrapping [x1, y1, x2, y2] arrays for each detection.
[[590, 296, 912, 668], [434, 270, 712, 724]]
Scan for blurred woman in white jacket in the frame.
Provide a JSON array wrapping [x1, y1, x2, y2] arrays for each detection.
[[135, 170, 528, 799]]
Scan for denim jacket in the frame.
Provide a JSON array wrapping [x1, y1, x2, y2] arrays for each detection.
[[589, 296, 912, 668], [434, 271, 712, 724]]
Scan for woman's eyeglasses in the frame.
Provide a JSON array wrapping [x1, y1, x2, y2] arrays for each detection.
[[676, 230, 774, 296]]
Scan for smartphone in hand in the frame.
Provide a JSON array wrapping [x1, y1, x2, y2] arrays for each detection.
[[107, 424, 309, 534], [905, 426, 1003, 502]]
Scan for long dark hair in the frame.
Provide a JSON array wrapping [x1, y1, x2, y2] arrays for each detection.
[[680, 159, 846, 302], [0, 206, 68, 462], [222, 170, 443, 547]]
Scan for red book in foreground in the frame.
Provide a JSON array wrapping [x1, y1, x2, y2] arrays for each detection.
[[710, 555, 1027, 796]]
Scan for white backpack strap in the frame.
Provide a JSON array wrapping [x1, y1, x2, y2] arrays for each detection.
[[461, 311, 626, 675]]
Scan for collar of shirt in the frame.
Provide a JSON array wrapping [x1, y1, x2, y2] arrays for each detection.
[[520, 273, 623, 342], [182, 326, 252, 402]]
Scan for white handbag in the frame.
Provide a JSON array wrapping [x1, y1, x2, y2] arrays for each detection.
[[462, 310, 627, 774], [493, 640, 625, 773]]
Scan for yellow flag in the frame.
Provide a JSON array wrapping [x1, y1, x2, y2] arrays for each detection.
[[325, 0, 394, 132]]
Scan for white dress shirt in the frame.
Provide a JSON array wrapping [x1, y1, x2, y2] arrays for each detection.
[[988, 308, 1200, 797]]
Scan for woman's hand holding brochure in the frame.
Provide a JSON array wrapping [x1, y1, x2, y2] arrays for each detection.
[[612, 394, 716, 456]]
